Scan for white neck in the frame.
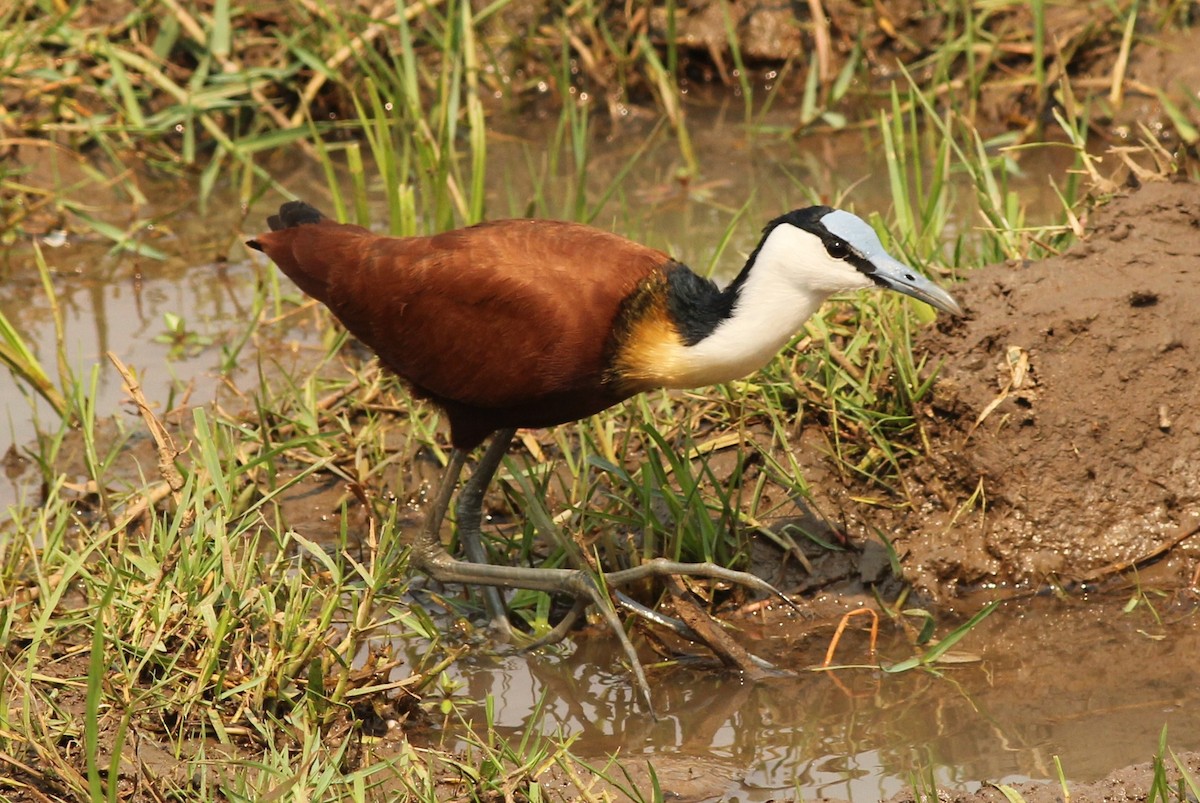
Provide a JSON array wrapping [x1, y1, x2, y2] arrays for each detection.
[[661, 228, 844, 388]]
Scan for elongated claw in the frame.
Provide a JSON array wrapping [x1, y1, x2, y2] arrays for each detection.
[[615, 590, 783, 673], [413, 550, 658, 715], [605, 558, 802, 616]]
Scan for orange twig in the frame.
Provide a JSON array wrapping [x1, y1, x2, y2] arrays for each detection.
[[822, 607, 880, 667]]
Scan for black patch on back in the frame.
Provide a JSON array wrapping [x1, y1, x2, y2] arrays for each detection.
[[663, 263, 735, 346]]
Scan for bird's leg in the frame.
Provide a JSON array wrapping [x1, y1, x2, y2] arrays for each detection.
[[410, 468, 657, 714], [413, 447, 469, 564], [516, 596, 589, 652], [453, 427, 518, 640], [409, 431, 517, 639], [409, 438, 802, 717], [416, 552, 657, 715], [605, 558, 805, 617], [524, 589, 781, 674]]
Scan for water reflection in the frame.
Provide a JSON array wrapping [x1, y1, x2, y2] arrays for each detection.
[[429, 596, 1199, 800]]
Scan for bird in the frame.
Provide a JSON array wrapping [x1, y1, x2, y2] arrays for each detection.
[[247, 200, 961, 712]]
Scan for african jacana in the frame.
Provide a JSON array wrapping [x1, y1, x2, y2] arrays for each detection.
[[248, 201, 961, 711]]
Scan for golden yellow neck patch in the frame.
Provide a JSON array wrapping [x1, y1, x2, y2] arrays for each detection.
[[607, 274, 690, 391]]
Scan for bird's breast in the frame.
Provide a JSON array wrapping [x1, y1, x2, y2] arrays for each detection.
[[608, 273, 804, 390]]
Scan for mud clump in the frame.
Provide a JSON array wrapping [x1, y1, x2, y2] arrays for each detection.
[[888, 180, 1200, 595]]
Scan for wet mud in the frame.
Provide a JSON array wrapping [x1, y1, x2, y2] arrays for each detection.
[[774, 181, 1200, 605], [893, 179, 1199, 595]]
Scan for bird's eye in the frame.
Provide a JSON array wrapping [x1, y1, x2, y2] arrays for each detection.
[[825, 239, 850, 259]]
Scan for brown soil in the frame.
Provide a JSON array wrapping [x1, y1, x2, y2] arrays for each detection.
[[796, 179, 1200, 603], [852, 178, 1200, 803]]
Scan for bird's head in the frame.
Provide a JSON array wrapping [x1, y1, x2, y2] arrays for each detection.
[[749, 206, 963, 315]]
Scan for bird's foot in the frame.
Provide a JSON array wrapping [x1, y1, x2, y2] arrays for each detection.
[[412, 549, 658, 714], [412, 548, 801, 716], [604, 557, 803, 617], [614, 589, 785, 676]]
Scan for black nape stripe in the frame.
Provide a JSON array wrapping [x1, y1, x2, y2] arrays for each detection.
[[662, 205, 849, 346], [766, 206, 834, 234], [739, 207, 833, 279], [717, 205, 837, 306], [664, 263, 735, 346]]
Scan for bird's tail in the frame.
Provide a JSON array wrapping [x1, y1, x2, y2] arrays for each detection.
[[247, 200, 325, 252], [247, 200, 354, 300]]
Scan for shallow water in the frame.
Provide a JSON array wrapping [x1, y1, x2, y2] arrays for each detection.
[[432, 593, 1199, 800]]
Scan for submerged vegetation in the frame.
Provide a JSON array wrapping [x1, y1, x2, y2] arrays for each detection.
[[2, 0, 1199, 800]]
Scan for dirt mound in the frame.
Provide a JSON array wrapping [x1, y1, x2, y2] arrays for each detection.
[[891, 180, 1200, 594]]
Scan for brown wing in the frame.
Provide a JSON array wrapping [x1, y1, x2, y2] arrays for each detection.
[[254, 217, 671, 411]]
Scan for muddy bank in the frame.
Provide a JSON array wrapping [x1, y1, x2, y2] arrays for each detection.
[[832, 179, 1200, 596]]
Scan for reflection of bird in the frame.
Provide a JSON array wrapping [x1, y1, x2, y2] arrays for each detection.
[[249, 201, 961, 711]]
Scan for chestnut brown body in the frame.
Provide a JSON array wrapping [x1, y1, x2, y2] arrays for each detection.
[[250, 205, 677, 449]]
